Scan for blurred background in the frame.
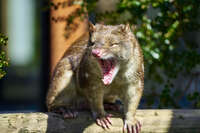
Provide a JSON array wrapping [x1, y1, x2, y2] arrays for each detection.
[[0, 0, 49, 112], [0, 0, 200, 112]]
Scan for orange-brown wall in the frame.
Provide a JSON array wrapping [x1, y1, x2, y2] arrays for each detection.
[[50, 0, 87, 74]]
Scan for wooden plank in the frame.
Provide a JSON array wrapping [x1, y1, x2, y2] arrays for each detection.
[[0, 110, 199, 133]]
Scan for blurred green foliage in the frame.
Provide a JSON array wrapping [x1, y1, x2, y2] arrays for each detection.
[[83, 0, 200, 108], [0, 33, 8, 79]]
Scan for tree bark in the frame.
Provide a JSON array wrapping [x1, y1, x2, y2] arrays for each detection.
[[0, 110, 199, 133]]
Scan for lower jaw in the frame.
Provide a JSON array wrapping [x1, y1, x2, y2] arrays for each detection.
[[101, 65, 119, 85]]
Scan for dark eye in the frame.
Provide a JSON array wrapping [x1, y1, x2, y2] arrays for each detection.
[[90, 42, 94, 46], [89, 40, 95, 46], [111, 43, 119, 46]]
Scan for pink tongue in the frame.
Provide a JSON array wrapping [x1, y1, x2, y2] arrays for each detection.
[[103, 60, 111, 74], [102, 61, 113, 85], [95, 55, 115, 85]]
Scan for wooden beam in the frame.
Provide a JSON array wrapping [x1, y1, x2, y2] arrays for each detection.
[[0, 110, 199, 133]]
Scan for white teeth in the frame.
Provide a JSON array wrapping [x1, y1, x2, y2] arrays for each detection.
[[102, 75, 111, 85], [98, 58, 118, 85]]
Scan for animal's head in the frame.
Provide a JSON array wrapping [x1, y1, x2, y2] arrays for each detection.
[[89, 23, 135, 85]]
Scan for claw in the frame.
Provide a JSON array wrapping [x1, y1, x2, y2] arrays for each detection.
[[105, 116, 112, 125], [96, 119, 101, 126], [127, 125, 130, 133], [101, 120, 106, 129], [136, 123, 139, 133], [95, 114, 112, 129], [68, 111, 73, 117], [124, 120, 141, 133], [103, 119, 109, 129], [63, 110, 78, 119], [96, 118, 105, 129], [123, 123, 127, 133], [138, 121, 142, 128], [74, 111, 78, 117], [131, 126, 134, 133]]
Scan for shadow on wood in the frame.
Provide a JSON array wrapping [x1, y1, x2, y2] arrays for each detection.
[[0, 110, 200, 133]]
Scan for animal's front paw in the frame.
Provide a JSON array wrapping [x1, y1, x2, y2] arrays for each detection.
[[52, 107, 78, 119], [63, 109, 78, 119], [95, 114, 113, 129], [123, 119, 141, 133]]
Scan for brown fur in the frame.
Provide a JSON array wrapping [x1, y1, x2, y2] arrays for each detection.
[[46, 23, 144, 130]]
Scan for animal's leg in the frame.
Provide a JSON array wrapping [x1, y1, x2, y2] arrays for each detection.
[[122, 83, 143, 133], [46, 58, 79, 118], [86, 88, 113, 129]]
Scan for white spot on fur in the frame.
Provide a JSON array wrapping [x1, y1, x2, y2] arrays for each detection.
[[85, 73, 89, 78]]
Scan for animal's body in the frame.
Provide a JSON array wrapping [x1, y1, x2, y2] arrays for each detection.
[[46, 23, 144, 133]]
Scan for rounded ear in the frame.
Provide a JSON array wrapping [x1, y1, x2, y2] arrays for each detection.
[[120, 23, 131, 33], [88, 21, 96, 32], [123, 23, 131, 32]]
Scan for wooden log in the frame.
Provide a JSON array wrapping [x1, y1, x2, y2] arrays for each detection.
[[0, 110, 199, 133]]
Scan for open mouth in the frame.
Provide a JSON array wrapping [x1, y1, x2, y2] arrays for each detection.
[[98, 59, 118, 85], [92, 49, 119, 85]]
